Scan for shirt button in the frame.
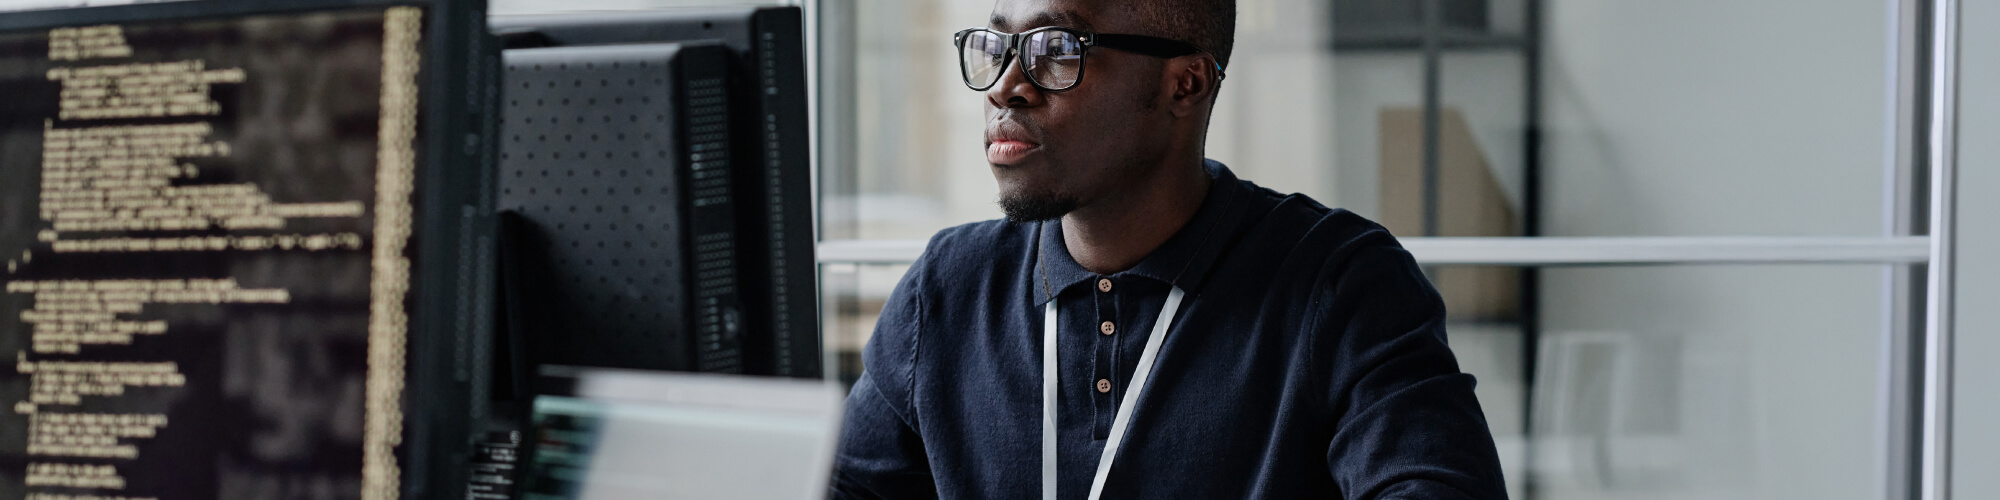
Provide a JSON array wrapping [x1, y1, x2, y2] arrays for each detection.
[[1096, 379, 1112, 393], [1099, 321, 1115, 335], [1097, 278, 1113, 292]]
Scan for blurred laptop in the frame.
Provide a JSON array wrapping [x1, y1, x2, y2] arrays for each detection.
[[516, 366, 845, 500]]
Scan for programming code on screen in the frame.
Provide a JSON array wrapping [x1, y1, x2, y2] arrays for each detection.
[[0, 7, 423, 500]]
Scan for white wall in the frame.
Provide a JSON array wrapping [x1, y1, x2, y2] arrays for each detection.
[[1542, 1, 1886, 238], [1536, 1, 1890, 499], [1952, 0, 1998, 497]]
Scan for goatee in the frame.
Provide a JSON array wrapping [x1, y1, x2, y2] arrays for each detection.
[[998, 191, 1079, 222]]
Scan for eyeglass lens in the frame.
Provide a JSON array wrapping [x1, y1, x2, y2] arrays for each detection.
[[961, 29, 1086, 91], [962, 30, 1008, 89]]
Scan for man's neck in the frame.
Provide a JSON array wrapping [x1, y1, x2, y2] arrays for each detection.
[[1060, 159, 1212, 275]]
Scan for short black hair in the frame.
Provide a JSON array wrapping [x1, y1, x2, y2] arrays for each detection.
[[1128, 0, 1236, 70]]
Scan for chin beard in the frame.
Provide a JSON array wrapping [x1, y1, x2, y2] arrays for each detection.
[[998, 190, 1080, 222]]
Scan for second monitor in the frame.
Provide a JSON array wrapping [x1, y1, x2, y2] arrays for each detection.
[[492, 6, 819, 380]]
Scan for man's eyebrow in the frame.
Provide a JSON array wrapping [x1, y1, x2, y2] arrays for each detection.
[[989, 10, 1093, 33]]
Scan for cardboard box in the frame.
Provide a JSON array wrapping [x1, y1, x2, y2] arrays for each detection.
[[1378, 107, 1520, 321]]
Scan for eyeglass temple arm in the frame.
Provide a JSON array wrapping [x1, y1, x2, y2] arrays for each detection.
[[1088, 33, 1201, 58], [1089, 33, 1223, 77]]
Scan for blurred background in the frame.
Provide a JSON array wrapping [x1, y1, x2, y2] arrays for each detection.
[[485, 0, 1991, 498]]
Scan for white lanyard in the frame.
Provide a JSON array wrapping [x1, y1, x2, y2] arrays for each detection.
[[1043, 286, 1186, 500]]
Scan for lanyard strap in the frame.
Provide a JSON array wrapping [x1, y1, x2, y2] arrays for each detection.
[[1042, 286, 1186, 500]]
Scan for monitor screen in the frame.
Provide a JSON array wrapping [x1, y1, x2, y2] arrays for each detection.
[[516, 367, 842, 500], [0, 3, 489, 499]]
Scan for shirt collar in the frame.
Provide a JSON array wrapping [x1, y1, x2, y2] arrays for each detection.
[[1031, 159, 1249, 306]]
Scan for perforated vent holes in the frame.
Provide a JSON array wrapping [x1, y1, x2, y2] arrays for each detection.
[[499, 47, 703, 370], [680, 72, 742, 372]]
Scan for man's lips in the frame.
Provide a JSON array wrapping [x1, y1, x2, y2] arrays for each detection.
[[986, 117, 1041, 165], [987, 140, 1040, 164]]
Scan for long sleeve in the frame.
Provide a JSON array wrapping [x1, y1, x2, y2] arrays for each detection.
[[832, 258, 938, 500], [833, 374, 936, 499], [1315, 238, 1509, 500]]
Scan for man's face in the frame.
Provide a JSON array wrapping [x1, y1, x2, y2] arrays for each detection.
[[984, 0, 1172, 221]]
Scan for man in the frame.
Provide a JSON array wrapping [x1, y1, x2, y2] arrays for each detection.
[[833, 0, 1507, 498]]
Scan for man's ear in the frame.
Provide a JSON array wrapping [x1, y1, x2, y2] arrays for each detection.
[[1167, 56, 1219, 118]]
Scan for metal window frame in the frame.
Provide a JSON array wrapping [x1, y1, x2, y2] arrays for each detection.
[[1919, 0, 1961, 499]]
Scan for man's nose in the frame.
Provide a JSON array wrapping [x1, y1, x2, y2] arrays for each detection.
[[986, 54, 1043, 109]]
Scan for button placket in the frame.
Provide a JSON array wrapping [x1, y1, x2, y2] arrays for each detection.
[[1090, 275, 1119, 439]]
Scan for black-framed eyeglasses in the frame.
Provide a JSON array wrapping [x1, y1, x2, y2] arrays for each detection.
[[953, 26, 1224, 92]]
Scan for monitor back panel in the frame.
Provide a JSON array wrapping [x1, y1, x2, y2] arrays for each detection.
[[491, 7, 820, 379], [498, 43, 743, 374]]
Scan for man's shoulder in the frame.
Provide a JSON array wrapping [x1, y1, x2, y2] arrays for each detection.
[[1231, 178, 1402, 261], [898, 218, 1037, 292], [1222, 178, 1443, 349], [924, 218, 1033, 258], [916, 217, 1033, 263]]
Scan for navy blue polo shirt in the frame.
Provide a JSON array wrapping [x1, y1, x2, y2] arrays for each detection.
[[833, 161, 1507, 499]]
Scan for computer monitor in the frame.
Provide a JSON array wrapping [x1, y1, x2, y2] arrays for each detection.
[[0, 1, 497, 499], [516, 366, 842, 500], [494, 41, 748, 376], [491, 7, 820, 380]]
